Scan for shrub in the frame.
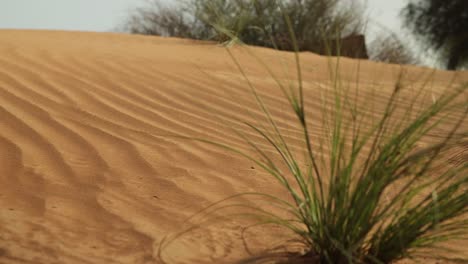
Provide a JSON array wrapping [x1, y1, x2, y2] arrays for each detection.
[[124, 0, 365, 54], [123, 1, 199, 38], [368, 33, 420, 65]]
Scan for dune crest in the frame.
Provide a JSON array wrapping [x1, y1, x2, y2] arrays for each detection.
[[0, 30, 466, 264]]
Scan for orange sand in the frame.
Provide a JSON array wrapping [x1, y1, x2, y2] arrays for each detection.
[[0, 30, 466, 264]]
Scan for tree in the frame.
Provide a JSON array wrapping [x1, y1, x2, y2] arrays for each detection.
[[368, 33, 420, 65], [123, 0, 366, 56], [402, 0, 468, 70]]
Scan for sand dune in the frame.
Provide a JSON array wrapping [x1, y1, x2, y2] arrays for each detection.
[[0, 30, 466, 264]]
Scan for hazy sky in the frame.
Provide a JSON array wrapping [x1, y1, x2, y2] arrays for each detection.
[[0, 0, 406, 35], [0, 0, 139, 32]]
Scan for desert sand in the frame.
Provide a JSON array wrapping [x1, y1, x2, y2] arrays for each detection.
[[0, 30, 466, 264]]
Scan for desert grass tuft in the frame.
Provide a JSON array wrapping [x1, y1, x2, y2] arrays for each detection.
[[158, 6, 468, 264]]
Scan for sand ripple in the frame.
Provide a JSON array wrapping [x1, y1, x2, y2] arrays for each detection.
[[0, 30, 466, 264]]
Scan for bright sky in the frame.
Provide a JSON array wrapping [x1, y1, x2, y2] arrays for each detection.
[[0, 0, 139, 32], [366, 0, 406, 32], [0, 0, 407, 34]]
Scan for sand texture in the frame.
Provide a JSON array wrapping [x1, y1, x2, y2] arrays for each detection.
[[0, 30, 467, 264]]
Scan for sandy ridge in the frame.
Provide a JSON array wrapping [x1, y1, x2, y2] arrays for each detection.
[[0, 30, 467, 264]]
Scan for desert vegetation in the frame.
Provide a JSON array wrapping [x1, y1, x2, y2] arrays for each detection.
[[123, 0, 432, 65], [1, 1, 467, 264], [123, 0, 366, 56], [367, 33, 420, 65], [157, 2, 468, 264], [402, 0, 468, 70], [160, 49, 467, 264]]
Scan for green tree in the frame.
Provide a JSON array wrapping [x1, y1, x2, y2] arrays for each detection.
[[124, 0, 365, 54], [402, 0, 468, 70]]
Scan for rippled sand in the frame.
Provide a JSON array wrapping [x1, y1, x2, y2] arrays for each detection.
[[0, 30, 466, 264]]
